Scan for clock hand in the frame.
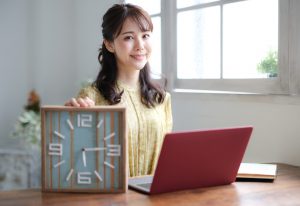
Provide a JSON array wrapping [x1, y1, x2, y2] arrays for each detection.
[[82, 150, 87, 167], [82, 147, 107, 152], [82, 147, 106, 167]]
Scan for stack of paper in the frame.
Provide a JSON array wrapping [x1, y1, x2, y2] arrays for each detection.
[[237, 163, 277, 180]]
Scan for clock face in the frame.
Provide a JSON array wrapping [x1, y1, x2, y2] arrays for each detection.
[[41, 106, 127, 193]]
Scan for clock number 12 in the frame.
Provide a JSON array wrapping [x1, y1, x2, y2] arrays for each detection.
[[77, 114, 92, 127]]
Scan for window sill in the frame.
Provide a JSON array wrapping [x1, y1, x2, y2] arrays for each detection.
[[172, 88, 300, 105], [173, 88, 262, 95]]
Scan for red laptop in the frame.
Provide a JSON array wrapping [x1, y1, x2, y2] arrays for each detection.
[[128, 126, 253, 194]]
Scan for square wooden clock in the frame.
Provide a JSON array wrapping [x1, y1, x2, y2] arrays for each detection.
[[41, 106, 127, 193]]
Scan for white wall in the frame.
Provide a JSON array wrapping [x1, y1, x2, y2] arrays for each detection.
[[32, 0, 117, 104], [172, 92, 300, 166], [0, 0, 120, 148], [0, 0, 300, 166], [0, 0, 31, 147]]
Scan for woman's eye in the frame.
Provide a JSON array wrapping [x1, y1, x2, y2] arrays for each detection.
[[124, 36, 134, 40], [143, 34, 151, 39]]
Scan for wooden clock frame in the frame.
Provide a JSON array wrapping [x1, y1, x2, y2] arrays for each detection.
[[41, 106, 127, 193]]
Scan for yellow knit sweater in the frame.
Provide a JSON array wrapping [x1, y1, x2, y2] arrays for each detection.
[[77, 82, 173, 177]]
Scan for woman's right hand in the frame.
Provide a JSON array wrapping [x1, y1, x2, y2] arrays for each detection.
[[64, 97, 95, 107]]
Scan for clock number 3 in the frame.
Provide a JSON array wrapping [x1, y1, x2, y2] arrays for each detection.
[[82, 144, 121, 168], [107, 144, 121, 156]]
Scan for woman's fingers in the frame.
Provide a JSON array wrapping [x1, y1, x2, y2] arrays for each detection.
[[64, 98, 77, 106], [64, 98, 81, 107], [64, 101, 71, 106], [84, 96, 95, 106], [77, 98, 88, 107], [64, 97, 94, 107]]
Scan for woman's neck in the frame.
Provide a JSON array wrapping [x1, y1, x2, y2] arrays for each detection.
[[117, 70, 140, 88]]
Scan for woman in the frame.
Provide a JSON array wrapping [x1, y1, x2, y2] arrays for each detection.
[[65, 3, 173, 177]]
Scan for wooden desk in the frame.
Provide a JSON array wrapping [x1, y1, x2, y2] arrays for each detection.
[[1, 164, 300, 206]]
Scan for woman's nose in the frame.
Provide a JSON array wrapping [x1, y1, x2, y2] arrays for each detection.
[[135, 38, 144, 51]]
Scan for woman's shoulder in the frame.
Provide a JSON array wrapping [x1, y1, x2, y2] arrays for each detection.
[[77, 84, 98, 96], [164, 91, 171, 103], [77, 84, 108, 105], [165, 91, 171, 99], [157, 91, 171, 108]]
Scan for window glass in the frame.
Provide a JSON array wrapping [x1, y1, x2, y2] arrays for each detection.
[[223, 0, 278, 78], [177, 0, 219, 9], [177, 6, 220, 79]]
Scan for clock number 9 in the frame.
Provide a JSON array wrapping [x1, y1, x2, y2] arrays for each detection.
[[48, 143, 63, 156]]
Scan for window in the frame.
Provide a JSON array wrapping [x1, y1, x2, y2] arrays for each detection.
[[126, 0, 290, 94], [175, 0, 289, 94], [177, 0, 278, 79]]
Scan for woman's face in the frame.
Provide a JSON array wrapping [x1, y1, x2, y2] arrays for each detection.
[[106, 18, 152, 73]]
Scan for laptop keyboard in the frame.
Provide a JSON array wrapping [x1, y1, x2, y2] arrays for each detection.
[[136, 183, 152, 190], [129, 175, 153, 191]]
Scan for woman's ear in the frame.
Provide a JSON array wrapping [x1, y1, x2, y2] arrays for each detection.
[[104, 39, 114, 53]]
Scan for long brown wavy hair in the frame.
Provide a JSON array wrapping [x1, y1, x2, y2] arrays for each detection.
[[94, 3, 166, 108]]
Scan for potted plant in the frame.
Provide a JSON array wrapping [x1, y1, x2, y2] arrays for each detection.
[[11, 90, 41, 149], [257, 50, 278, 78]]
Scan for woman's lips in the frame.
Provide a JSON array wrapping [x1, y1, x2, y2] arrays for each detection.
[[131, 54, 146, 61]]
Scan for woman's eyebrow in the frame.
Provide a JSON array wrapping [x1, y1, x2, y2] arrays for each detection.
[[121, 31, 134, 35]]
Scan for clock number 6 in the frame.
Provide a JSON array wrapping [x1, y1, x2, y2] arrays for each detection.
[[77, 172, 91, 184]]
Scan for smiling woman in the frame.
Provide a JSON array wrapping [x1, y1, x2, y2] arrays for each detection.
[[103, 18, 153, 80], [64, 4, 173, 177]]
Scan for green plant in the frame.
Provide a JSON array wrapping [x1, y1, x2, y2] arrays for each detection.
[[11, 90, 41, 147], [257, 50, 278, 77]]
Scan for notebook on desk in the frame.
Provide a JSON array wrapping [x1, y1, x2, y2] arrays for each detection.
[[128, 126, 253, 194], [237, 162, 277, 181]]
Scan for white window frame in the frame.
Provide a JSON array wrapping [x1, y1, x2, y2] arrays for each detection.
[[161, 0, 291, 94]]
